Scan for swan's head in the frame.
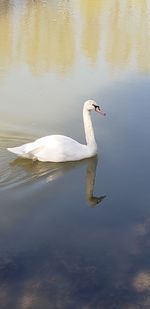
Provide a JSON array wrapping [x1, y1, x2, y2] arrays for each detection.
[[84, 100, 106, 116]]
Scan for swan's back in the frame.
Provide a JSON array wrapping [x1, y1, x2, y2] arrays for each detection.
[[33, 135, 88, 162], [8, 135, 89, 162]]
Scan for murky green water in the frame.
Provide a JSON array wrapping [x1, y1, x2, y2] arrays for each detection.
[[0, 1, 150, 308]]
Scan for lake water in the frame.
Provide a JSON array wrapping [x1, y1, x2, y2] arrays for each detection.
[[0, 1, 150, 308]]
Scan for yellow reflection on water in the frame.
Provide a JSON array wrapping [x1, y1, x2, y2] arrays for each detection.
[[0, 1, 12, 76], [106, 0, 150, 72], [106, 1, 132, 69], [17, 0, 75, 75], [80, 0, 105, 63], [0, 0, 150, 76], [135, 1, 150, 73]]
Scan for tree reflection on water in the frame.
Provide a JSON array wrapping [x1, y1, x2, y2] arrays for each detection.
[[0, 0, 150, 76]]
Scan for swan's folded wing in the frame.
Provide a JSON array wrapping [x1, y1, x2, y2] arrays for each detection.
[[24, 142, 42, 154], [7, 141, 44, 158]]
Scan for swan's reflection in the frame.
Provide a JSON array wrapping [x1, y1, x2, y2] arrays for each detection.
[[86, 156, 106, 207], [11, 156, 106, 207]]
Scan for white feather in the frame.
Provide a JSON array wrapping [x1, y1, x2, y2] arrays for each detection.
[[7, 100, 105, 162]]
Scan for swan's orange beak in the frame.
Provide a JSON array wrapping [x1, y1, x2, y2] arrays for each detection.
[[96, 106, 106, 116]]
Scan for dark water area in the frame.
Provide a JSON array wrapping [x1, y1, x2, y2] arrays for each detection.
[[0, 1, 150, 308]]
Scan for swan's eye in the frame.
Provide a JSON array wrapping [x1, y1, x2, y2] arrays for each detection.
[[92, 104, 100, 111]]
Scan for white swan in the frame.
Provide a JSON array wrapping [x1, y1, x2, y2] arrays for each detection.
[[7, 100, 106, 162]]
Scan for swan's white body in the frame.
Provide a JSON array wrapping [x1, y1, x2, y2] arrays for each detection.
[[7, 100, 105, 162]]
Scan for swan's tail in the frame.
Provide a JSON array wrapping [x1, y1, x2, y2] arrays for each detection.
[[7, 144, 34, 159], [8, 146, 23, 155], [7, 145, 30, 158], [7, 142, 42, 159]]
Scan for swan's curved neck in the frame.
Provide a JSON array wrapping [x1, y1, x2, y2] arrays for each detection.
[[83, 107, 97, 152]]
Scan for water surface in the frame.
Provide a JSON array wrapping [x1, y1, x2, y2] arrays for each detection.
[[0, 1, 150, 308]]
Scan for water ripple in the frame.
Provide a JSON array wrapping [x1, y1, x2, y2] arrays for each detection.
[[0, 132, 38, 190], [0, 132, 86, 191]]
